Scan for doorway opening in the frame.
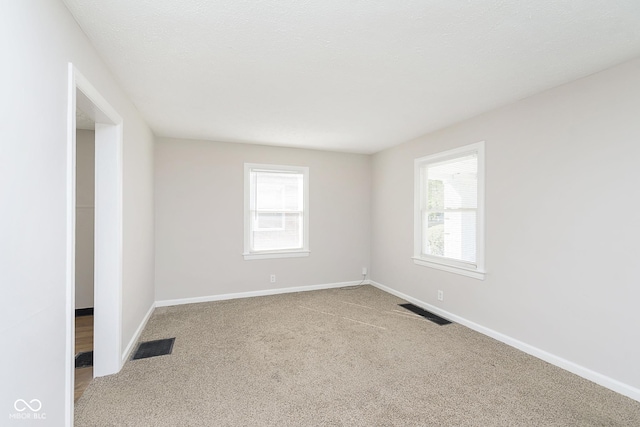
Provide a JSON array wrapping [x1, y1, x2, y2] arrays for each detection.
[[74, 116, 95, 402], [65, 64, 124, 425]]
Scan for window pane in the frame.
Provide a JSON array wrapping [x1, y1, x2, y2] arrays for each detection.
[[442, 211, 476, 262], [427, 179, 444, 211], [426, 220, 445, 257], [245, 163, 309, 258], [424, 153, 478, 263], [256, 172, 302, 211], [253, 213, 302, 251], [256, 182, 284, 210], [427, 154, 477, 210], [252, 170, 303, 251], [255, 212, 285, 230]]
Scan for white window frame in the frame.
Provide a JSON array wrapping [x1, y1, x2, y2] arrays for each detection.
[[413, 141, 486, 280], [243, 163, 310, 260]]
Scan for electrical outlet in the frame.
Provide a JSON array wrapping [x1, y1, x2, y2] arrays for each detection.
[[362, 267, 367, 276], [270, 274, 276, 283], [437, 290, 444, 301]]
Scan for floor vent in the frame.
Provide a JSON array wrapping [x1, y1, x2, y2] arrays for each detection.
[[399, 303, 452, 325], [75, 351, 94, 368], [132, 338, 175, 360]]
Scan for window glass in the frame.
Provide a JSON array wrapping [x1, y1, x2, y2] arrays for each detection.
[[244, 164, 309, 259], [414, 142, 485, 279]]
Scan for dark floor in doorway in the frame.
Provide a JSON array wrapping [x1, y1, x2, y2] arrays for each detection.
[[132, 338, 175, 360], [75, 351, 94, 368]]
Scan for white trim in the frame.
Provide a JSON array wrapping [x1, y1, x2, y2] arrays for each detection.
[[64, 63, 76, 427], [243, 250, 310, 260], [156, 280, 369, 307], [121, 303, 156, 363], [93, 122, 124, 377], [66, 64, 125, 424], [413, 141, 485, 278], [412, 257, 486, 280], [74, 72, 121, 122], [370, 280, 640, 403]]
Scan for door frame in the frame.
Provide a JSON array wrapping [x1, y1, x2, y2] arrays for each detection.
[[65, 64, 124, 425]]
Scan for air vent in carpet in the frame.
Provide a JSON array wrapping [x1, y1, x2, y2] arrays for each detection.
[[399, 303, 452, 325], [132, 338, 175, 360], [75, 351, 93, 368]]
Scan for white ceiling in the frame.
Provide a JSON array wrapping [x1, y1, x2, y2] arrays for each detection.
[[63, 0, 640, 154]]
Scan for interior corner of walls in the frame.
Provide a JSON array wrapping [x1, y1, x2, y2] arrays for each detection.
[[121, 302, 155, 364]]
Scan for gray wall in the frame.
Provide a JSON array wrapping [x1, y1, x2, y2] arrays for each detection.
[[1, 1, 155, 423], [371, 58, 640, 393], [75, 129, 95, 309], [155, 138, 371, 302]]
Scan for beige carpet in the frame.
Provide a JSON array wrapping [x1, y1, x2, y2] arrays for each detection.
[[75, 286, 640, 426]]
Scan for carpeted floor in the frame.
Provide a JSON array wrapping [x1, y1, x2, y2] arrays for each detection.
[[75, 286, 640, 426]]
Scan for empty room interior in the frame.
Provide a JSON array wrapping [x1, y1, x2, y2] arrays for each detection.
[[3, 1, 640, 426]]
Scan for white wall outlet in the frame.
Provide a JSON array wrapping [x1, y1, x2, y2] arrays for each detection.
[[362, 267, 367, 276], [270, 274, 276, 283], [437, 290, 444, 301]]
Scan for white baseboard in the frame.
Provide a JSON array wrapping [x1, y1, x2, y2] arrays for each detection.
[[155, 280, 370, 308], [121, 302, 156, 364], [370, 280, 640, 403]]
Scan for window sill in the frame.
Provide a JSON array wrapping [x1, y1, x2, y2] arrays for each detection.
[[412, 257, 485, 280], [243, 250, 310, 261]]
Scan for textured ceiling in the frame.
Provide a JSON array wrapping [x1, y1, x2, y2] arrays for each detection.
[[63, 0, 640, 154]]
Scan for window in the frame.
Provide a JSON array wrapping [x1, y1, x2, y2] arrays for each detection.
[[244, 163, 309, 260], [413, 142, 485, 279]]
